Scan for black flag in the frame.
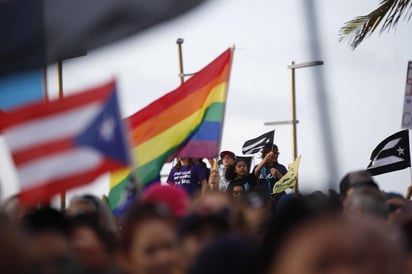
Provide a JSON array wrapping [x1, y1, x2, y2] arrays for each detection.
[[0, 0, 206, 74], [367, 130, 411, 176], [242, 130, 274, 155]]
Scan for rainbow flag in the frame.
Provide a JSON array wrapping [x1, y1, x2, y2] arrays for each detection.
[[109, 48, 233, 211]]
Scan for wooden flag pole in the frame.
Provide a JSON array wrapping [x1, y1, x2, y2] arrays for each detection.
[[57, 60, 66, 209], [57, 60, 64, 99]]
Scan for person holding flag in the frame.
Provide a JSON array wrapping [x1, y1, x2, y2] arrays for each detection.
[[253, 144, 287, 201]]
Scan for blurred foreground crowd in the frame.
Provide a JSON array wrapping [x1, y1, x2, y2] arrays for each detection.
[[2, 150, 412, 274]]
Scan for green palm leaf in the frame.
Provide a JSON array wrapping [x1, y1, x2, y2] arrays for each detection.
[[339, 0, 412, 49]]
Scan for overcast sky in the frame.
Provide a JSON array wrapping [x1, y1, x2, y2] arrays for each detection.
[[1, 0, 411, 200]]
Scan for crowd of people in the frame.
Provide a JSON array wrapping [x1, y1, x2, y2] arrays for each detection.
[[2, 144, 412, 274]]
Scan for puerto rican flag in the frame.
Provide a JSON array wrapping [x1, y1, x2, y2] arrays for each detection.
[[0, 80, 131, 204]]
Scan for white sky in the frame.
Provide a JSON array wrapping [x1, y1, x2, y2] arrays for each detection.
[[1, 0, 412, 201]]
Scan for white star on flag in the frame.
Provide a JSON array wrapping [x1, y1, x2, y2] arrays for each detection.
[[397, 146, 405, 156], [100, 117, 115, 141]]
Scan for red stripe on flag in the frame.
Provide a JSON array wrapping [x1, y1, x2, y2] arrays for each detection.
[[128, 49, 231, 128], [0, 80, 115, 129], [18, 158, 125, 205], [12, 137, 74, 166]]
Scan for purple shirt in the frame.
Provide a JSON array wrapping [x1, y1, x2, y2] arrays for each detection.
[[167, 163, 206, 197]]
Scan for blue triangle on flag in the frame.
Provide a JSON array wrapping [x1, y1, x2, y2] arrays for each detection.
[[73, 88, 130, 165]]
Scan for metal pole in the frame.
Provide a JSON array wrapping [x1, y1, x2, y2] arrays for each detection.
[[290, 61, 298, 162], [176, 38, 185, 85], [290, 61, 299, 192], [57, 60, 65, 209]]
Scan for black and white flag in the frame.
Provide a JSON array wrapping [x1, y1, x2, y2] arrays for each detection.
[[367, 130, 411, 176], [242, 130, 274, 155]]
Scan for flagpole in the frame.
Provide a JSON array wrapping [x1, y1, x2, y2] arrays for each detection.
[[409, 129, 412, 199], [42, 67, 49, 102], [41, 66, 51, 207], [57, 60, 64, 99], [57, 60, 66, 209], [176, 38, 185, 85]]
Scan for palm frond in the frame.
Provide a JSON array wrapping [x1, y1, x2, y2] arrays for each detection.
[[339, 0, 412, 49]]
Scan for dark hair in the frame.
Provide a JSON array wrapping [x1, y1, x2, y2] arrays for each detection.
[[178, 210, 230, 239], [339, 170, 378, 195], [22, 207, 68, 236], [173, 158, 194, 171], [258, 193, 340, 274], [190, 236, 256, 274], [261, 144, 278, 158], [227, 181, 245, 194], [67, 212, 117, 254], [120, 201, 175, 252], [69, 194, 117, 231], [225, 158, 248, 181]]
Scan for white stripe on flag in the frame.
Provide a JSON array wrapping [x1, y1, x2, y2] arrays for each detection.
[[370, 155, 404, 169], [18, 147, 103, 189], [4, 102, 102, 152], [381, 138, 401, 151], [242, 139, 267, 153]]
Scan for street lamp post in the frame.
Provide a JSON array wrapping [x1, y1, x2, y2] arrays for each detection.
[[288, 60, 324, 161], [263, 60, 324, 191], [289, 60, 324, 192]]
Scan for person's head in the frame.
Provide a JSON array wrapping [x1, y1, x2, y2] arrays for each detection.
[[179, 158, 193, 167], [120, 201, 178, 274], [0, 213, 30, 274], [177, 210, 230, 273], [347, 216, 405, 274], [67, 212, 117, 270], [228, 182, 245, 199], [225, 158, 249, 181], [259, 194, 343, 274], [67, 194, 117, 232], [267, 213, 404, 274], [261, 144, 279, 163], [242, 191, 270, 242], [173, 158, 193, 170], [339, 170, 379, 200], [343, 185, 388, 220], [193, 191, 247, 236], [189, 236, 255, 274], [384, 192, 407, 223], [220, 150, 236, 169], [234, 159, 249, 178], [22, 207, 71, 274]]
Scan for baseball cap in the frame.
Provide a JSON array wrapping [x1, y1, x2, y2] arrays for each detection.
[[142, 184, 190, 218], [220, 150, 235, 159]]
